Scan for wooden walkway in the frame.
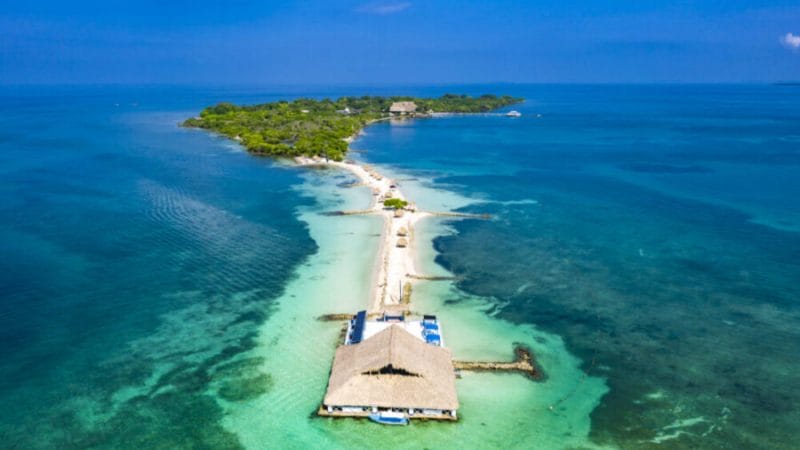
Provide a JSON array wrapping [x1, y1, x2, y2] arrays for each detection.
[[425, 211, 492, 220], [317, 406, 456, 421], [453, 346, 540, 379], [407, 273, 460, 281], [322, 209, 375, 216]]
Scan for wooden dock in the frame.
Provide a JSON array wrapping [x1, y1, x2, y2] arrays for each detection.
[[316, 313, 355, 322], [317, 406, 457, 421], [453, 346, 540, 379], [426, 211, 492, 220], [322, 209, 375, 216], [407, 273, 460, 281], [400, 282, 413, 304]]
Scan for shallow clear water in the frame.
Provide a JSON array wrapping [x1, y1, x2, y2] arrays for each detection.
[[223, 171, 607, 449], [1, 85, 798, 449]]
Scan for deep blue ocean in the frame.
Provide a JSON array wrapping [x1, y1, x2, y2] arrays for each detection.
[[1, 85, 799, 449]]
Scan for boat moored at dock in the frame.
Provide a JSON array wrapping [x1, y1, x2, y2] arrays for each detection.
[[368, 411, 409, 426]]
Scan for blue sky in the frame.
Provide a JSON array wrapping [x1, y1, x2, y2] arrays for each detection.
[[1, 0, 799, 84]]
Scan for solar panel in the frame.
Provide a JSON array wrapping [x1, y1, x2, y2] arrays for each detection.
[[350, 310, 367, 344]]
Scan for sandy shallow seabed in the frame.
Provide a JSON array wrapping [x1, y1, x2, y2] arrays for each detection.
[[222, 161, 611, 449]]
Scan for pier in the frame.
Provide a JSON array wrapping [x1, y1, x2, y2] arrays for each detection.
[[407, 273, 460, 281], [426, 211, 493, 220], [454, 346, 540, 379], [322, 209, 374, 216], [310, 159, 540, 424]]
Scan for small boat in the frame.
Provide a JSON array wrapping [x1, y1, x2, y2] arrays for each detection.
[[368, 411, 409, 425], [505, 110, 522, 117]]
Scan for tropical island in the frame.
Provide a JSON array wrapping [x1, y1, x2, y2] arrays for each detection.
[[183, 94, 522, 160], [183, 92, 536, 425]]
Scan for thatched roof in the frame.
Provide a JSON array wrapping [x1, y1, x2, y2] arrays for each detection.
[[323, 325, 458, 410], [397, 238, 408, 248], [397, 227, 408, 236], [390, 101, 417, 113], [394, 209, 405, 218]]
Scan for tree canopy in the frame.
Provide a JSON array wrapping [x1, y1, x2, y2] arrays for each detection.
[[184, 94, 523, 160], [383, 198, 409, 209]]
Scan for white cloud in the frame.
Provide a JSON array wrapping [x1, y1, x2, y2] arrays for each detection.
[[357, 2, 412, 15], [781, 32, 800, 50]]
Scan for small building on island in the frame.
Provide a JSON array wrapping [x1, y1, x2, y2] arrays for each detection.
[[389, 101, 417, 115], [396, 237, 408, 248], [320, 316, 458, 420], [397, 227, 408, 237]]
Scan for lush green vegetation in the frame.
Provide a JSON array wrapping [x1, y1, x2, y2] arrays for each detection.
[[383, 198, 409, 209], [184, 94, 522, 161]]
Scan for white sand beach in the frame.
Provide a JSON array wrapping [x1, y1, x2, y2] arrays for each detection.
[[295, 155, 429, 313]]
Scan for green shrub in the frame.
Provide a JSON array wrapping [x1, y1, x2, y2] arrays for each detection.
[[185, 95, 522, 159], [383, 198, 408, 209]]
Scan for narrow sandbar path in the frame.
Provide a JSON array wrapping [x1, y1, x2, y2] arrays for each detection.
[[296, 156, 428, 314]]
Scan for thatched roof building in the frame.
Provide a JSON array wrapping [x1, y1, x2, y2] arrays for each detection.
[[389, 101, 417, 114], [394, 209, 405, 218], [397, 227, 408, 237], [396, 237, 408, 248], [322, 325, 458, 414]]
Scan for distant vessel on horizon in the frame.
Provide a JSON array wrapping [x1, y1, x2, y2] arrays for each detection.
[[505, 110, 522, 117]]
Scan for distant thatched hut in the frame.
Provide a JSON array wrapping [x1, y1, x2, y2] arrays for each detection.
[[397, 227, 408, 237], [396, 238, 408, 248], [394, 209, 405, 218], [389, 101, 417, 115]]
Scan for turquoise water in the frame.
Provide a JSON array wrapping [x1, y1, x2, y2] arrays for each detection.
[[0, 87, 319, 448], [222, 170, 607, 449], [1, 85, 799, 449], [357, 85, 800, 449]]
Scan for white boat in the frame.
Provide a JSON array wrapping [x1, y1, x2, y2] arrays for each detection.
[[505, 110, 522, 117], [368, 411, 409, 425]]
